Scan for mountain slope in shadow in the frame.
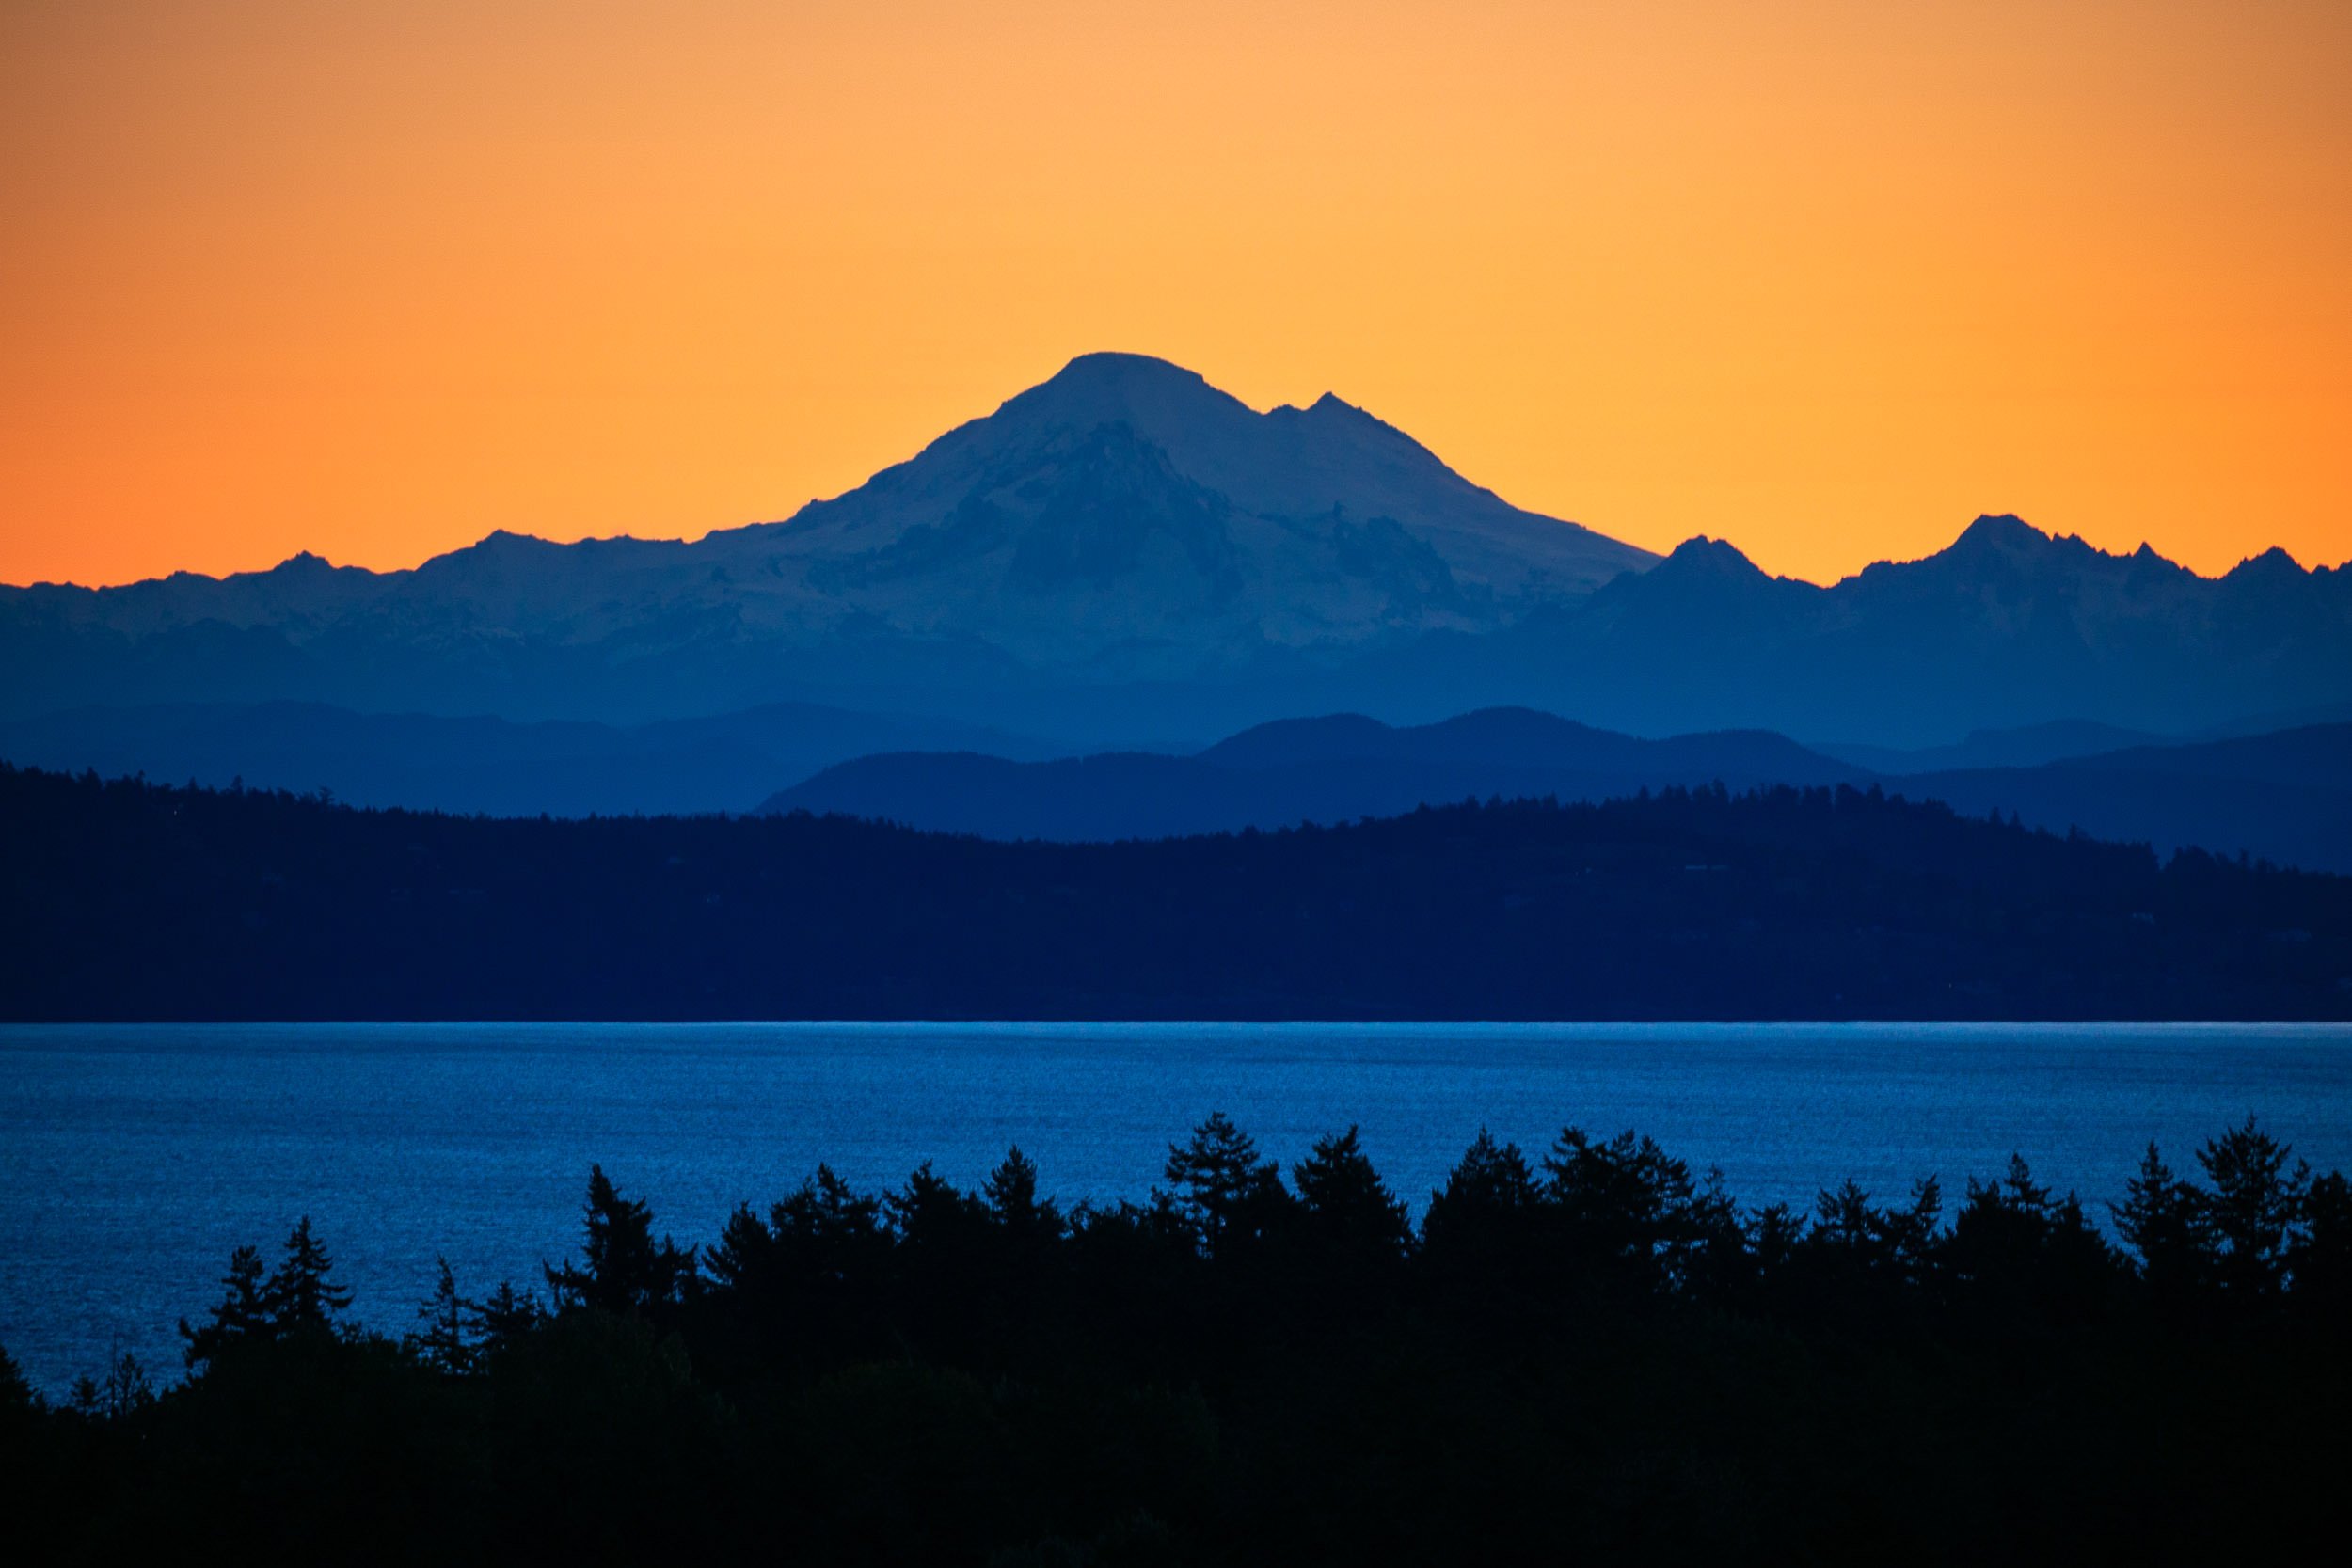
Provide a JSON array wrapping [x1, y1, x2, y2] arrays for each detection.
[[1818, 719, 2167, 774], [1885, 723, 2352, 873], [0, 700, 1060, 817], [759, 708, 1867, 841], [2050, 722, 2352, 791], [759, 709, 2352, 871]]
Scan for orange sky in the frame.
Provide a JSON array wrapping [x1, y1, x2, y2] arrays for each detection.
[[5, 0, 2349, 589]]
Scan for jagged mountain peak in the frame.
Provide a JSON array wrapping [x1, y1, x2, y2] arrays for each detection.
[[1003, 351, 1250, 429], [1657, 535, 1771, 578], [1011, 355, 1390, 441], [1952, 512, 2048, 550], [1940, 513, 2141, 569], [1282, 389, 1442, 459], [737, 354, 1656, 657], [978, 352, 1475, 494], [1851, 513, 2145, 588], [1046, 349, 1214, 387], [2227, 545, 2305, 580]]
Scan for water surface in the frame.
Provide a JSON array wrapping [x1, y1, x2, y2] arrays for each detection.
[[5, 1021, 2349, 1391]]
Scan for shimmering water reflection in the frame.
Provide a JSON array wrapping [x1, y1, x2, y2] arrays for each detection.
[[4, 1022, 2349, 1389]]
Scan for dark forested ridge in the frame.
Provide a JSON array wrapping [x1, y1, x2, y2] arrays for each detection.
[[5, 1116, 2348, 1562], [3, 762, 2348, 1021]]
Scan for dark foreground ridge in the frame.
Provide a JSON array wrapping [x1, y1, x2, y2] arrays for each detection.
[[6, 1116, 2347, 1561], [3, 762, 2348, 1020]]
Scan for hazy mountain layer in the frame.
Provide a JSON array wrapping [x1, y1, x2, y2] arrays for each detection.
[[759, 709, 2352, 871], [0, 701, 1060, 818], [1819, 720, 2167, 775], [759, 707, 1870, 841]]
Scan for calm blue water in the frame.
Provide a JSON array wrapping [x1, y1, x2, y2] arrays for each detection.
[[4, 1022, 2350, 1392]]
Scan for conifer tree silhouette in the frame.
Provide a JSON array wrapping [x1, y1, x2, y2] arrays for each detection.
[[68, 1352, 153, 1421], [266, 1217, 353, 1330], [1162, 1113, 1266, 1259], [409, 1256, 478, 1374], [1292, 1126, 1412, 1263], [983, 1146, 1061, 1242], [2196, 1117, 2310, 1300], [473, 1281, 543, 1356], [0, 1344, 28, 1410], [546, 1166, 694, 1316], [180, 1243, 273, 1368], [1422, 1129, 1539, 1254], [2290, 1170, 2352, 1310], [2114, 1143, 2212, 1304]]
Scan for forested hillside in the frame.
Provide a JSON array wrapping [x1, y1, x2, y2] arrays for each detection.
[[4, 764, 2346, 1020]]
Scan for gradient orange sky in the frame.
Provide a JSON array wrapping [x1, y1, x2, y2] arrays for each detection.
[[5, 0, 2349, 589]]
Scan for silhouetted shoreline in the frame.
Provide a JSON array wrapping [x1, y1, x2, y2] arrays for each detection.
[[6, 1113, 2344, 1561]]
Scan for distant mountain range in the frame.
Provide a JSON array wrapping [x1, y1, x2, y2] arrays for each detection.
[[5, 353, 2346, 748], [1818, 702, 2352, 773], [1818, 720, 2169, 775], [0, 701, 1061, 818], [8, 697, 2340, 873], [761, 708, 2352, 873], [1443, 517, 2352, 744]]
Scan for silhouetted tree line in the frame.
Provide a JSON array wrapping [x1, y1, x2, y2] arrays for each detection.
[[3, 762, 2347, 1020], [5, 1117, 2348, 1562]]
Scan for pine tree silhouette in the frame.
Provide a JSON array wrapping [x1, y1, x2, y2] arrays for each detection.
[[473, 1281, 543, 1356], [266, 1217, 353, 1330], [983, 1146, 1061, 1243], [409, 1256, 478, 1374], [0, 1343, 30, 1412], [2196, 1117, 2310, 1300], [180, 1243, 273, 1368], [546, 1166, 695, 1316], [2114, 1143, 2212, 1305], [1293, 1126, 1412, 1263], [1164, 1111, 1279, 1259]]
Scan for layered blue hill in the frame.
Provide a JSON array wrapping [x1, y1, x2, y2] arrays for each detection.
[[759, 709, 2352, 872], [758, 708, 1870, 842], [0, 701, 1058, 817]]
